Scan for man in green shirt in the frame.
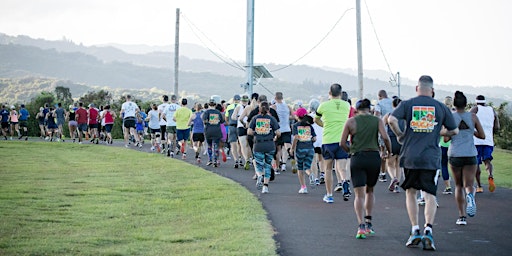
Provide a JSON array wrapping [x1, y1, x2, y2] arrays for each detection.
[[174, 98, 193, 159], [314, 83, 351, 203]]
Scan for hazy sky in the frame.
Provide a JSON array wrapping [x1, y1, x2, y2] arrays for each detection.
[[1, 0, 511, 87]]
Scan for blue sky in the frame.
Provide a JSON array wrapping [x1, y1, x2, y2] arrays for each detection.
[[1, 0, 511, 87]]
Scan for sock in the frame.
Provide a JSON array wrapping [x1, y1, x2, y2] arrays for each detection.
[[364, 216, 372, 222], [424, 224, 433, 234], [412, 225, 420, 234]]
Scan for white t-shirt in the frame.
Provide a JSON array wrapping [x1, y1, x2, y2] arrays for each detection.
[[157, 102, 170, 126], [121, 101, 139, 118], [163, 103, 181, 126], [148, 109, 160, 130]]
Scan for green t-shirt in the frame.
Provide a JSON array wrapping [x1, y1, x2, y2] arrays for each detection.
[[316, 99, 350, 144], [174, 107, 192, 130], [439, 136, 451, 147]]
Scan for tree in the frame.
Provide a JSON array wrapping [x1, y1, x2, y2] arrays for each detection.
[[495, 102, 512, 150], [54, 86, 73, 107], [78, 90, 113, 108]]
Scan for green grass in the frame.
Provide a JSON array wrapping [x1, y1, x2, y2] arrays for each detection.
[[0, 142, 277, 256], [489, 148, 512, 189]]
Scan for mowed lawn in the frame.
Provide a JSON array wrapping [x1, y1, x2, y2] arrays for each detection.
[[0, 142, 276, 256]]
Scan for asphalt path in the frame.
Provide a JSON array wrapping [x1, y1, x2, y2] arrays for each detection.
[[107, 139, 512, 255]]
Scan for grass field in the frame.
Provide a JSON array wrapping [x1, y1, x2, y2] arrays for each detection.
[[0, 142, 277, 255], [489, 148, 512, 189]]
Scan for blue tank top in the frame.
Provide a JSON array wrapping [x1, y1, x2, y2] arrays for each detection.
[[192, 111, 204, 133]]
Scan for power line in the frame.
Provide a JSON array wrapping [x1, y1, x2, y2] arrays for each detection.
[[270, 7, 355, 73], [363, 0, 397, 85], [181, 12, 246, 71]]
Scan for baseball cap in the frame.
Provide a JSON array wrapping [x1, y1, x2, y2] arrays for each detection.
[[294, 107, 308, 118], [209, 98, 216, 104], [233, 94, 241, 101], [241, 95, 250, 102], [171, 95, 177, 101]]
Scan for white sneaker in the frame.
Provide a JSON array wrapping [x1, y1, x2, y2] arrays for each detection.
[[150, 146, 155, 151], [262, 186, 269, 194], [298, 187, 308, 194]]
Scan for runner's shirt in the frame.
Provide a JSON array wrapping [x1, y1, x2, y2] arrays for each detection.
[[19, 108, 29, 121], [275, 102, 291, 133], [202, 108, 224, 139], [249, 114, 280, 152], [75, 108, 88, 124], [163, 103, 180, 126], [0, 109, 8, 122], [121, 101, 139, 118], [174, 106, 192, 130], [158, 102, 170, 126], [88, 108, 99, 125], [292, 120, 316, 150], [391, 95, 457, 170], [192, 111, 204, 133], [148, 110, 160, 130], [473, 105, 495, 146], [315, 99, 350, 144]]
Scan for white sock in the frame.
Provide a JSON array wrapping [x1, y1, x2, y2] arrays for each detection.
[[412, 225, 420, 234]]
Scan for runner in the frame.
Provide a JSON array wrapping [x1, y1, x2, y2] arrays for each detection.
[[0, 105, 9, 140], [120, 95, 141, 148], [340, 99, 392, 239], [226, 94, 242, 168], [158, 95, 170, 153], [67, 105, 78, 143], [470, 95, 500, 193], [88, 103, 100, 144], [308, 99, 324, 185], [272, 92, 293, 173], [162, 95, 180, 157], [248, 101, 281, 194], [314, 83, 351, 203], [202, 99, 225, 167], [189, 102, 205, 163], [18, 104, 30, 140], [235, 94, 254, 170], [374, 90, 394, 182], [383, 98, 404, 193], [174, 98, 192, 160], [440, 96, 455, 194], [216, 103, 228, 162], [35, 107, 46, 139], [55, 103, 66, 141], [100, 105, 116, 145], [388, 75, 458, 251], [45, 107, 58, 141], [146, 104, 161, 152], [9, 106, 20, 140], [75, 102, 88, 144], [446, 91, 485, 225], [290, 107, 316, 194]]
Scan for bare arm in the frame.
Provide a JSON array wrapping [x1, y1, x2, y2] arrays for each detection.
[[340, 118, 353, 153], [378, 118, 392, 156], [387, 115, 404, 143], [493, 109, 500, 132], [314, 116, 324, 127]]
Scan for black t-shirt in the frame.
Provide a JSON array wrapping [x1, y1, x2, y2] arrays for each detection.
[[202, 108, 225, 139], [249, 114, 280, 152], [247, 107, 280, 124]]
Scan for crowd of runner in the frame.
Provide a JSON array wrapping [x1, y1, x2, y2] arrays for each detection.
[[1, 75, 501, 251]]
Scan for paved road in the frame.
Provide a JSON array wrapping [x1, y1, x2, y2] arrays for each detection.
[[115, 139, 511, 255]]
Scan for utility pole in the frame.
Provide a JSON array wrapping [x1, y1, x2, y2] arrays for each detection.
[[397, 72, 401, 98], [246, 0, 255, 95], [174, 8, 180, 96], [356, 0, 364, 99]]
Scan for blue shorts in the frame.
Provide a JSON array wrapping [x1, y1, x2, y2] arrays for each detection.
[[321, 143, 349, 160], [476, 145, 493, 164], [177, 128, 190, 142], [295, 148, 315, 171]]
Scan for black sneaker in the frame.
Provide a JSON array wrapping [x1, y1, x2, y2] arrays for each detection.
[[334, 183, 343, 192]]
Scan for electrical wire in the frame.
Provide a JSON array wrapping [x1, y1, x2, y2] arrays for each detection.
[[363, 0, 397, 85], [181, 12, 246, 71], [270, 7, 354, 73]]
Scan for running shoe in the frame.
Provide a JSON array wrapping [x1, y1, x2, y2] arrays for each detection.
[[378, 173, 387, 182], [342, 181, 351, 201], [274, 170, 281, 175], [466, 193, 476, 217], [169, 151, 175, 158], [281, 163, 286, 172], [206, 161, 214, 166], [315, 178, 320, 186], [196, 157, 201, 164], [488, 177, 496, 192], [389, 178, 398, 192], [417, 198, 425, 206], [319, 173, 325, 184], [182, 153, 187, 160], [334, 183, 343, 192], [365, 222, 375, 235], [244, 161, 251, 170], [476, 187, 484, 193], [234, 161, 239, 169], [322, 194, 334, 204], [256, 175, 263, 190], [356, 224, 366, 239], [261, 185, 269, 194], [393, 185, 400, 193], [443, 187, 453, 195], [309, 174, 316, 186], [421, 230, 436, 251], [298, 187, 308, 194], [406, 229, 422, 248], [456, 216, 467, 225], [151, 146, 155, 151]]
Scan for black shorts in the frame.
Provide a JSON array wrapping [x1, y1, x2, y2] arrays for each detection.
[[192, 133, 205, 143], [89, 123, 99, 129], [160, 125, 167, 139], [19, 120, 28, 128], [401, 169, 438, 196], [124, 118, 136, 128], [350, 151, 381, 188], [150, 128, 161, 134], [276, 132, 292, 145], [390, 136, 402, 155], [237, 127, 247, 137], [449, 156, 478, 167], [1, 122, 9, 129], [314, 147, 322, 155]]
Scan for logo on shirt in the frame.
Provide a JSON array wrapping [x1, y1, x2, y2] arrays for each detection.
[[297, 126, 312, 142], [208, 113, 220, 125], [255, 118, 271, 135], [410, 106, 437, 132]]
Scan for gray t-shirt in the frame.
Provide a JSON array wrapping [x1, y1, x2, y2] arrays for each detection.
[[292, 121, 316, 150], [249, 114, 279, 153], [448, 112, 477, 157], [55, 107, 65, 120], [375, 97, 393, 117], [202, 108, 224, 139], [392, 95, 457, 170]]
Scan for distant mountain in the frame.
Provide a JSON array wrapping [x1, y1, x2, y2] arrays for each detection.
[[0, 32, 510, 108]]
